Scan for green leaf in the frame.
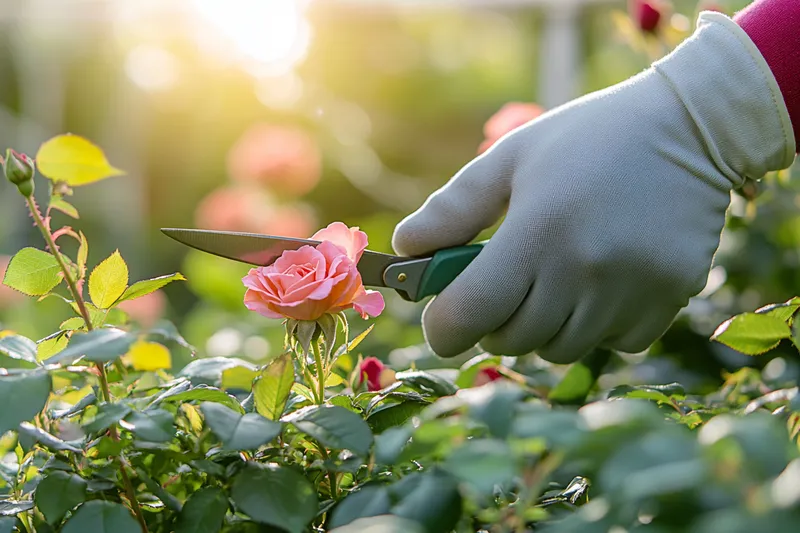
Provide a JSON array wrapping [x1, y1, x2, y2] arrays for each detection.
[[442, 439, 516, 495], [512, 405, 587, 448], [329, 485, 391, 529], [390, 470, 461, 533], [230, 463, 318, 533], [712, 313, 792, 355], [221, 366, 258, 392], [0, 517, 14, 533], [36, 134, 125, 187], [34, 471, 88, 524], [200, 403, 281, 451], [395, 370, 457, 397], [133, 467, 182, 513], [18, 423, 81, 452], [336, 324, 374, 357], [330, 516, 424, 533], [179, 357, 255, 387], [158, 385, 243, 414], [549, 349, 614, 405], [0, 335, 38, 364], [374, 426, 412, 464], [175, 487, 228, 533], [82, 403, 131, 433], [2, 248, 62, 296], [88, 250, 128, 309], [124, 409, 175, 442], [148, 320, 196, 354], [367, 401, 427, 434], [37, 333, 69, 362], [254, 352, 294, 421], [60, 501, 139, 533], [53, 392, 96, 419], [0, 500, 33, 516], [0, 370, 51, 434], [59, 317, 86, 331], [118, 273, 186, 303], [49, 197, 79, 219], [460, 382, 524, 439], [44, 328, 136, 365], [285, 405, 373, 455], [77, 231, 88, 274], [756, 297, 800, 322]]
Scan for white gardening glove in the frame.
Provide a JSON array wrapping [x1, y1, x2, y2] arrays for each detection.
[[392, 12, 796, 364]]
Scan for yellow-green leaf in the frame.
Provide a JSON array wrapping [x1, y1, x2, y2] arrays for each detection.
[[3, 248, 63, 296], [88, 250, 128, 309], [118, 273, 186, 303], [60, 317, 86, 331], [254, 352, 294, 421], [125, 341, 172, 372], [35, 134, 124, 187], [221, 367, 258, 392], [37, 335, 69, 362], [49, 197, 80, 219], [77, 231, 89, 276]]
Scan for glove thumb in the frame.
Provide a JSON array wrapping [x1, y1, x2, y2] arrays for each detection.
[[392, 142, 515, 257]]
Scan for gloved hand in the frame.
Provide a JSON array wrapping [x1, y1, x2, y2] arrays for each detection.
[[392, 12, 796, 364]]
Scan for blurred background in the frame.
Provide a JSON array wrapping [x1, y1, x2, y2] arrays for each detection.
[[2, 0, 797, 393]]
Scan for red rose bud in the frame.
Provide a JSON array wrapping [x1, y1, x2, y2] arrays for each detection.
[[631, 1, 662, 33], [3, 149, 35, 196], [474, 367, 503, 387], [356, 357, 396, 392]]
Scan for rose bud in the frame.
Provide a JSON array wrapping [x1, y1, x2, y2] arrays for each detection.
[[630, 0, 663, 33], [355, 357, 396, 392], [3, 149, 35, 196], [474, 367, 504, 387]]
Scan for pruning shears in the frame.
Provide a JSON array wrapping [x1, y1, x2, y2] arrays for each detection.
[[160, 228, 484, 302]]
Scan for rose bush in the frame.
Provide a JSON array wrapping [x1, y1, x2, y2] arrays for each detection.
[[1, 8, 800, 531]]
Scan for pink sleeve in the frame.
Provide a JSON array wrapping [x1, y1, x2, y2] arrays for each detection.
[[735, 0, 800, 152]]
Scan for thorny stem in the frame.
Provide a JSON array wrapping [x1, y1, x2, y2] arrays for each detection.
[[25, 194, 149, 533]]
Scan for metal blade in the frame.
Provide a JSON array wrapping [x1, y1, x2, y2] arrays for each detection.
[[160, 228, 407, 288]]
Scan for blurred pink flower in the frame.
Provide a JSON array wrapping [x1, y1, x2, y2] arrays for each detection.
[[478, 102, 545, 154], [117, 290, 166, 329], [242, 222, 385, 321], [630, 0, 664, 33], [227, 123, 321, 197], [0, 255, 23, 308], [355, 357, 397, 392], [195, 185, 316, 238]]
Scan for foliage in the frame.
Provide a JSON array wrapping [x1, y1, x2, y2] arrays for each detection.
[[1, 138, 800, 533]]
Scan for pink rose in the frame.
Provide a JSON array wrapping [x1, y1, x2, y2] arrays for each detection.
[[117, 290, 166, 328], [478, 102, 545, 155], [227, 124, 321, 197], [195, 185, 316, 238], [242, 222, 385, 321], [356, 357, 397, 392]]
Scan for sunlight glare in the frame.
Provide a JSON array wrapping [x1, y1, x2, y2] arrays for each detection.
[[191, 0, 310, 75]]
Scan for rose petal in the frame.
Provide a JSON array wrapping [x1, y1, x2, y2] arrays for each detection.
[[352, 290, 385, 319], [313, 222, 369, 263]]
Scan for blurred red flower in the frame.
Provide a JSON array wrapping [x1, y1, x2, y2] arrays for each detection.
[[474, 367, 504, 387], [630, 0, 664, 33], [118, 290, 166, 329], [356, 357, 397, 392], [0, 256, 23, 309], [478, 103, 545, 154], [195, 185, 316, 238], [227, 123, 321, 197]]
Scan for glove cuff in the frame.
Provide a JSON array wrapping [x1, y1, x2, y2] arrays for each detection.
[[654, 12, 796, 187]]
